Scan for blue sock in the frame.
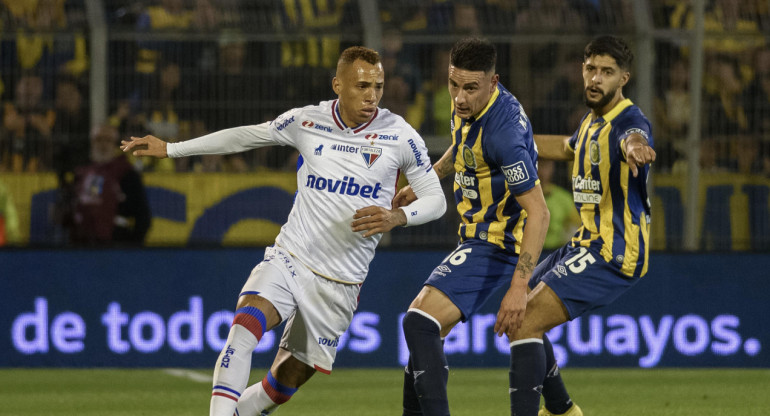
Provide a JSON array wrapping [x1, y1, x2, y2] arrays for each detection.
[[509, 338, 546, 416], [402, 310, 449, 416], [542, 335, 573, 414], [402, 358, 422, 416]]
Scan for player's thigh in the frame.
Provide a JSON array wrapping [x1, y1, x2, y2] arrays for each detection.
[[408, 285, 463, 337], [514, 281, 570, 340], [530, 245, 638, 320], [238, 246, 304, 331], [422, 240, 517, 324], [279, 275, 360, 374]]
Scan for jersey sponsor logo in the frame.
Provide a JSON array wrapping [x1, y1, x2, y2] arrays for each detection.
[[314, 144, 323, 155], [574, 192, 602, 204], [275, 116, 295, 131], [331, 144, 359, 153], [366, 133, 399, 141], [407, 139, 426, 167], [589, 141, 601, 165], [305, 175, 383, 199], [454, 171, 476, 187], [302, 120, 333, 132], [502, 161, 529, 186], [461, 188, 479, 199], [462, 145, 477, 169], [625, 127, 649, 140], [318, 336, 339, 348], [573, 174, 602, 204], [360, 146, 382, 168], [573, 175, 601, 192]]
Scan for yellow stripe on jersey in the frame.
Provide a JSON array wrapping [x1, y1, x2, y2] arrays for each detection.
[[620, 164, 639, 275], [640, 212, 650, 276], [598, 124, 614, 264]]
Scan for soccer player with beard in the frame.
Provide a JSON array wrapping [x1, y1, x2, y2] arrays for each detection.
[[516, 35, 656, 416], [121, 46, 446, 416]]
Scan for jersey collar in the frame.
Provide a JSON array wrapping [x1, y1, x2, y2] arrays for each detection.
[[332, 99, 379, 133], [593, 98, 633, 124]]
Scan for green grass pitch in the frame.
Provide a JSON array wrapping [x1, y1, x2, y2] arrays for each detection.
[[2, 368, 769, 415]]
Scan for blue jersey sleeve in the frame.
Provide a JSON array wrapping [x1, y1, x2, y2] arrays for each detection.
[[613, 110, 654, 159], [484, 112, 539, 196]]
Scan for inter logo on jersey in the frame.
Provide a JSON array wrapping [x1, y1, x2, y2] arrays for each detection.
[[360, 146, 382, 168]]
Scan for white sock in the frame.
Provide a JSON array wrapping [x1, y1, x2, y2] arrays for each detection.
[[236, 381, 279, 416], [210, 325, 259, 416]]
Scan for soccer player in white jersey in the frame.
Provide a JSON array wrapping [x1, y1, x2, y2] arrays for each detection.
[[121, 46, 446, 416]]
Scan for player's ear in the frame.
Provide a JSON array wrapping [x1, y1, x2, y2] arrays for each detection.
[[490, 73, 499, 93], [332, 77, 341, 95], [620, 70, 630, 87]]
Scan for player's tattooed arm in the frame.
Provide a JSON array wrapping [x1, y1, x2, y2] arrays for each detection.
[[515, 252, 536, 281], [433, 146, 455, 179]]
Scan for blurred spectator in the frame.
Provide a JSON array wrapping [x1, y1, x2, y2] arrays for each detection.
[[654, 56, 690, 172], [63, 124, 151, 246], [0, 178, 20, 246], [51, 75, 90, 183], [278, 0, 358, 100], [744, 47, 770, 175], [1, 72, 55, 172], [379, 27, 424, 128], [416, 47, 452, 137], [702, 53, 751, 172], [534, 49, 585, 136], [670, 0, 764, 84], [539, 159, 580, 250]]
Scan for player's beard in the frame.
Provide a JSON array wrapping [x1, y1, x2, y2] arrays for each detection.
[[584, 86, 616, 110]]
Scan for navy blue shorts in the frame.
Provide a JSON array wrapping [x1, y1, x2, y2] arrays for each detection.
[[424, 239, 518, 322], [529, 244, 638, 320]]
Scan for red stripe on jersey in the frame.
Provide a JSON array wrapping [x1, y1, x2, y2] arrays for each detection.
[[353, 108, 378, 133], [331, 100, 345, 130], [313, 364, 332, 375]]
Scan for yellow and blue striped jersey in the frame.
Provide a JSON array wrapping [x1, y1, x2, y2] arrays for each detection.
[[568, 98, 653, 278], [451, 84, 539, 254]]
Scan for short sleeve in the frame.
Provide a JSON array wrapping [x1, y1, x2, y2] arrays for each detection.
[[485, 118, 539, 196]]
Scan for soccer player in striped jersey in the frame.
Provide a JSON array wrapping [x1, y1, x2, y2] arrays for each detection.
[[121, 46, 446, 416], [394, 37, 550, 416], [519, 35, 657, 416]]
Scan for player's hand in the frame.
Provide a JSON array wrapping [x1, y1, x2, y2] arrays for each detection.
[[392, 185, 417, 209], [626, 141, 656, 177], [120, 135, 168, 158], [352, 206, 407, 238], [493, 285, 527, 338]]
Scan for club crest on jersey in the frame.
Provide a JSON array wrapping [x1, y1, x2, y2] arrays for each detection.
[[589, 141, 601, 165], [462, 145, 477, 169], [361, 146, 382, 168]]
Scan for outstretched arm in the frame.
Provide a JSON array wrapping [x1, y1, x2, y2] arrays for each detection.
[[533, 134, 574, 161], [121, 123, 275, 159], [623, 133, 656, 177]]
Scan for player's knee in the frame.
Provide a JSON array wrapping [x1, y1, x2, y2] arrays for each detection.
[[403, 310, 441, 340]]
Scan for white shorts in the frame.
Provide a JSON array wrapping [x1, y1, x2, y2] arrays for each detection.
[[240, 246, 361, 374]]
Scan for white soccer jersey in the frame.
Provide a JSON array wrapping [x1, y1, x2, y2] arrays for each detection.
[[169, 99, 436, 284]]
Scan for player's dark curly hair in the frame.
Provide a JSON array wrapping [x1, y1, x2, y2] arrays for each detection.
[[338, 46, 381, 66], [584, 35, 634, 70], [450, 37, 496, 73]]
